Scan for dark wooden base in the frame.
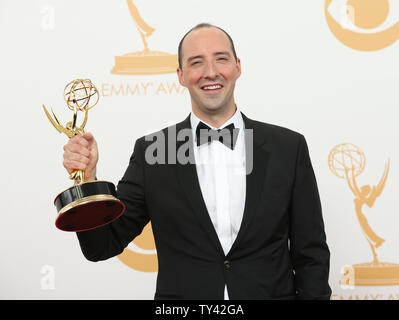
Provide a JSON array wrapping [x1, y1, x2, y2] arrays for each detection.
[[54, 181, 125, 232]]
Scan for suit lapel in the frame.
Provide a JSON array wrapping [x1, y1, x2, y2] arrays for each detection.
[[228, 113, 270, 255], [174, 115, 225, 256]]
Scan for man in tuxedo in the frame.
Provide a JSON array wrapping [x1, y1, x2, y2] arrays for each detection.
[[63, 23, 332, 299]]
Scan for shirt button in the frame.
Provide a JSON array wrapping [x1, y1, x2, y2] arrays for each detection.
[[224, 260, 231, 268]]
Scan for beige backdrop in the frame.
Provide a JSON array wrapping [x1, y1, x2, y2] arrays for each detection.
[[1, 0, 399, 299]]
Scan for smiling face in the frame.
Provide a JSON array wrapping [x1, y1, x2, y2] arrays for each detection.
[[177, 27, 241, 121]]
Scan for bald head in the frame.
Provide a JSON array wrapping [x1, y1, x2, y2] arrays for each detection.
[[178, 23, 238, 69]]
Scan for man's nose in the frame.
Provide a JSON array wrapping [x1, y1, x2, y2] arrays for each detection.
[[203, 61, 218, 79]]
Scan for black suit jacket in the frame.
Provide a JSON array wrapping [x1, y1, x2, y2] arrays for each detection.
[[77, 113, 331, 300]]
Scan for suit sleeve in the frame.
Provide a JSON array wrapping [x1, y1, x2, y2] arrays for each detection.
[[76, 137, 150, 262], [289, 135, 332, 300]]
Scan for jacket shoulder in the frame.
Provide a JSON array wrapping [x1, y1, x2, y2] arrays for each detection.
[[245, 116, 304, 145]]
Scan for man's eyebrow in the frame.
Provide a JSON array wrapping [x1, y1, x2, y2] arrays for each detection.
[[214, 51, 231, 56], [187, 55, 204, 63], [186, 51, 231, 63]]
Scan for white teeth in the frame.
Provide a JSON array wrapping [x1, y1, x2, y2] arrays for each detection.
[[203, 85, 222, 90]]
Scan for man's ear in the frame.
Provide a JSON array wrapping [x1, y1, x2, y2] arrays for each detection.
[[177, 67, 186, 87], [236, 58, 242, 79]]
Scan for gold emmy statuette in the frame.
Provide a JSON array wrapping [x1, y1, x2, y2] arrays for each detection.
[[329, 143, 399, 286], [111, 0, 178, 75], [43, 79, 125, 232]]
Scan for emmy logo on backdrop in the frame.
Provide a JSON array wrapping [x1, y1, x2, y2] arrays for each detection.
[[111, 0, 178, 75], [328, 143, 399, 286], [43, 79, 125, 232]]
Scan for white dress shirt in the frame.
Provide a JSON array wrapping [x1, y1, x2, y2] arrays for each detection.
[[190, 109, 247, 300]]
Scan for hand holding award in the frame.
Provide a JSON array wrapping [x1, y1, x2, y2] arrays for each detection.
[[43, 79, 125, 232]]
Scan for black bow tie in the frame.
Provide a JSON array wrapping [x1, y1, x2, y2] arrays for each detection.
[[195, 121, 239, 150]]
